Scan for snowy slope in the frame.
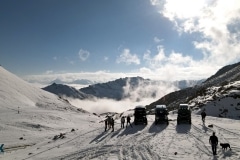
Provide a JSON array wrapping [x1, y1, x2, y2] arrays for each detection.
[[189, 81, 240, 119], [148, 61, 240, 112], [1, 66, 240, 160], [0, 66, 96, 159], [4, 113, 240, 160], [0, 66, 79, 112], [42, 83, 94, 99]]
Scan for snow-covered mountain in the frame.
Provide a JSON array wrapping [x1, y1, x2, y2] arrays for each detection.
[[78, 77, 200, 100], [1, 66, 240, 160], [51, 78, 95, 85], [43, 77, 201, 101], [0, 66, 96, 158], [80, 77, 149, 100], [147, 61, 240, 119], [189, 81, 240, 118], [42, 83, 94, 99], [0, 66, 82, 112]]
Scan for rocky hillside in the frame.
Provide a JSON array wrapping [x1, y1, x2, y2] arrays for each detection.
[[79, 77, 201, 100], [146, 61, 240, 113], [43, 77, 201, 101]]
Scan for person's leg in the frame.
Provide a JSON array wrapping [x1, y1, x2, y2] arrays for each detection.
[[212, 145, 215, 155], [214, 144, 217, 154], [212, 144, 217, 155]]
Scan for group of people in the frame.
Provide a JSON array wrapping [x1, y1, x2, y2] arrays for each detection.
[[104, 116, 114, 132], [120, 115, 132, 128], [104, 115, 132, 132]]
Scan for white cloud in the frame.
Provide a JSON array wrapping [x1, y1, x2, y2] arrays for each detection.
[[78, 49, 90, 61], [154, 36, 163, 43], [168, 51, 193, 65], [142, 44, 221, 81], [143, 46, 166, 68], [116, 48, 140, 65], [155, 0, 240, 66]]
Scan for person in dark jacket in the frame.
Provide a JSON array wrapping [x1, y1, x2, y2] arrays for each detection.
[[126, 115, 132, 128], [121, 116, 125, 128], [201, 110, 206, 122], [209, 132, 218, 155], [104, 119, 108, 131], [111, 118, 114, 132]]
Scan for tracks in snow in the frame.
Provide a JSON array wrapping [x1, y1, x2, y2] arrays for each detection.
[[22, 116, 240, 160]]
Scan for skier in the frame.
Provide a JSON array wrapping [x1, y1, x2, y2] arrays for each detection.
[[126, 115, 132, 128], [209, 132, 218, 155], [121, 116, 125, 128], [201, 110, 206, 123]]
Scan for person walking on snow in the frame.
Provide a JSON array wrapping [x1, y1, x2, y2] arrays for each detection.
[[111, 118, 114, 132], [209, 132, 218, 155], [104, 118, 108, 131], [126, 115, 132, 128], [201, 110, 206, 123], [121, 116, 125, 128]]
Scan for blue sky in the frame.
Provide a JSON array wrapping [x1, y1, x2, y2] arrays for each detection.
[[1, 0, 240, 85]]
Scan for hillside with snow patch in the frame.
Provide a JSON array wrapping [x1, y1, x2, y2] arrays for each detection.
[[1, 66, 240, 160]]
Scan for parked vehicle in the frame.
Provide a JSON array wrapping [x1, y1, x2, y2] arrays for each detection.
[[155, 105, 169, 125], [177, 104, 191, 124], [134, 106, 148, 125]]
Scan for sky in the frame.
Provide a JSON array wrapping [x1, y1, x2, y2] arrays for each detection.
[[1, 0, 240, 85]]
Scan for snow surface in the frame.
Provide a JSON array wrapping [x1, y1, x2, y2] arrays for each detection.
[[1, 66, 240, 160]]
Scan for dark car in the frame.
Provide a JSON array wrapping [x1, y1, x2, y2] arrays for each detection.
[[155, 105, 169, 125], [177, 104, 191, 124], [134, 106, 148, 125]]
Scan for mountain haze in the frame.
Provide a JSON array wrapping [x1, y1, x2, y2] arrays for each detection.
[[43, 77, 201, 102]]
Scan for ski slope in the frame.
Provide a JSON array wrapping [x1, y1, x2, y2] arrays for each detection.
[[2, 113, 239, 160]]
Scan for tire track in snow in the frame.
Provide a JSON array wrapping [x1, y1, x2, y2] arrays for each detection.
[[212, 124, 240, 154], [115, 125, 161, 160], [22, 127, 103, 160], [189, 124, 213, 156], [213, 124, 240, 137], [55, 129, 118, 160]]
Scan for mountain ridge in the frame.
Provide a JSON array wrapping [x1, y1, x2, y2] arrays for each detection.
[[146, 61, 240, 116]]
